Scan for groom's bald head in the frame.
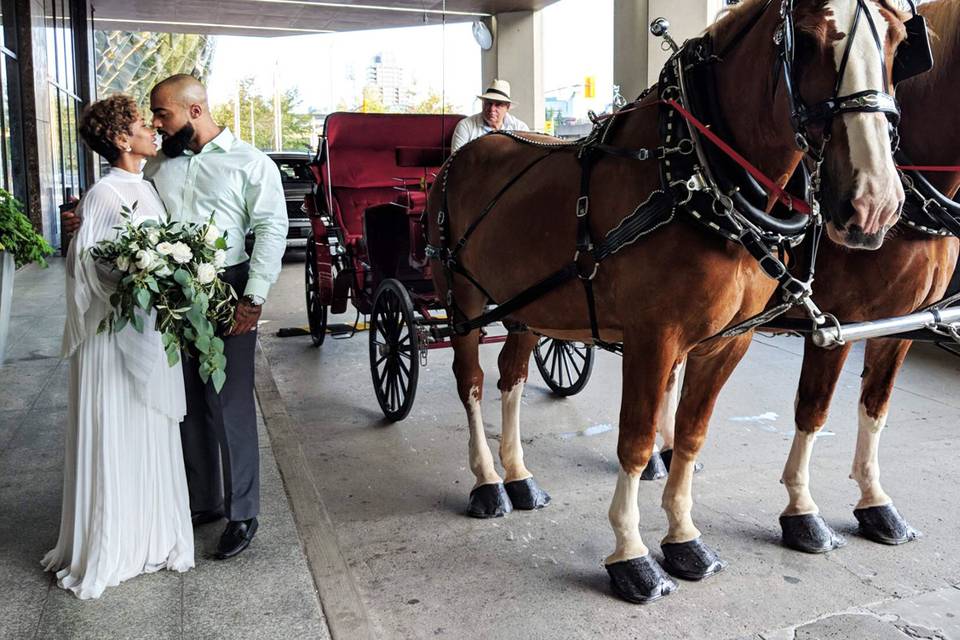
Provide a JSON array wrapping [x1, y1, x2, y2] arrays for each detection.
[[150, 74, 220, 155], [152, 74, 209, 109]]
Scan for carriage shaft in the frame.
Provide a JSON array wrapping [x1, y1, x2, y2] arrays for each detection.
[[812, 307, 960, 347]]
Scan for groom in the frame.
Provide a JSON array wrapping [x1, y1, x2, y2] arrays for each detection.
[[144, 74, 288, 559]]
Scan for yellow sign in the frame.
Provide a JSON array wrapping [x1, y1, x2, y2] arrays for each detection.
[[584, 76, 596, 98], [544, 120, 554, 135]]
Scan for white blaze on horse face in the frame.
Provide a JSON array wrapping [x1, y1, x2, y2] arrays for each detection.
[[606, 469, 649, 564], [499, 382, 532, 483], [827, 0, 904, 238], [781, 429, 819, 516], [466, 386, 502, 488], [851, 403, 893, 509]]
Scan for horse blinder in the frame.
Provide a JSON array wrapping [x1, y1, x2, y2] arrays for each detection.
[[892, 14, 934, 85]]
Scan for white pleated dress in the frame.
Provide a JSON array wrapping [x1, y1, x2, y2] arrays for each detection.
[[42, 168, 194, 600]]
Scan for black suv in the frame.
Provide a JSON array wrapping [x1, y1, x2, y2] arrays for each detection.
[[269, 151, 313, 248]]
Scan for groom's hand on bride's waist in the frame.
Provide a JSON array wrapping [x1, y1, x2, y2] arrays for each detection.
[[227, 298, 262, 336], [60, 198, 82, 234]]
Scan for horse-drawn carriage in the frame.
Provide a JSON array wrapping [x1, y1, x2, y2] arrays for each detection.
[[302, 112, 594, 421]]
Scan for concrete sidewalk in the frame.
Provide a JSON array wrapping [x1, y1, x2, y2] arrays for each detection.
[[0, 259, 330, 640]]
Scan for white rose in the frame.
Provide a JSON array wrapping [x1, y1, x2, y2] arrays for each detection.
[[170, 242, 193, 264], [156, 241, 175, 256], [116, 255, 130, 271], [146, 229, 161, 245], [129, 243, 140, 253], [135, 249, 157, 271], [213, 249, 227, 268], [204, 224, 221, 246], [196, 263, 217, 285]]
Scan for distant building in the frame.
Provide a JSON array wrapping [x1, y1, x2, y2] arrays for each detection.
[[366, 53, 405, 108]]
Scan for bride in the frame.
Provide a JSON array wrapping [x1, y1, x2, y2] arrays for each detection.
[[42, 94, 193, 599]]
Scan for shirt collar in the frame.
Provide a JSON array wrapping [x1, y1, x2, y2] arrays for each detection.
[[189, 127, 236, 155]]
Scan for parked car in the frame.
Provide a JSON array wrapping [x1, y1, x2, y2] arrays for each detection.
[[246, 151, 313, 251]]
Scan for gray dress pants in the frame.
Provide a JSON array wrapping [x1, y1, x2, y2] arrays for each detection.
[[180, 261, 259, 521]]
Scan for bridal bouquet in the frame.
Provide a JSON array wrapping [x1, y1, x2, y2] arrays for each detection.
[[88, 203, 237, 392]]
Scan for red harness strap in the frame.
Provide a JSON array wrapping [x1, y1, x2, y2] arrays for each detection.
[[896, 166, 960, 172], [662, 99, 813, 215]]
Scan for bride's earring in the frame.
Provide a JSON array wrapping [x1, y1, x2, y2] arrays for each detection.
[[124, 145, 132, 153]]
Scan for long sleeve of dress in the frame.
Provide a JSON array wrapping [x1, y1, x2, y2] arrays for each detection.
[[61, 183, 126, 359]]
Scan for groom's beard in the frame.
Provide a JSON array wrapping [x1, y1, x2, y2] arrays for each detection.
[[161, 122, 195, 158]]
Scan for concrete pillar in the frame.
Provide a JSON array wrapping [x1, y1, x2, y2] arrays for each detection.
[[613, 0, 651, 102], [480, 10, 544, 131], [646, 0, 727, 81], [614, 0, 728, 102]]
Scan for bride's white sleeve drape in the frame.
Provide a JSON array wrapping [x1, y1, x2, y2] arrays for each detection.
[[60, 183, 164, 399]]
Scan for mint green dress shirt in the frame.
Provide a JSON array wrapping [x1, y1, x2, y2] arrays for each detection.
[[144, 128, 288, 300]]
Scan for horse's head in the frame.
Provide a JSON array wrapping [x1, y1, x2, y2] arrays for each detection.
[[789, 0, 920, 249]]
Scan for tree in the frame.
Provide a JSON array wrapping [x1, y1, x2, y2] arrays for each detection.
[[405, 91, 457, 115], [95, 31, 215, 112], [210, 77, 313, 152]]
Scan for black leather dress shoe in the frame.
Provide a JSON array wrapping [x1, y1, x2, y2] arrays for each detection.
[[191, 510, 224, 527], [214, 518, 258, 560]]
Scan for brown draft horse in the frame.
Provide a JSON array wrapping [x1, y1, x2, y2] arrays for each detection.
[[774, 0, 960, 552], [427, 0, 908, 603]]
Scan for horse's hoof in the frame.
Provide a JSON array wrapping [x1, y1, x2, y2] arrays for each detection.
[[780, 513, 846, 553], [640, 451, 667, 481], [606, 555, 678, 604], [854, 504, 921, 545], [504, 477, 551, 510], [467, 483, 513, 518], [660, 449, 704, 475], [661, 537, 726, 581]]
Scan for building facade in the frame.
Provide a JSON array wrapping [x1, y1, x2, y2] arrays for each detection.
[[5, 0, 93, 247]]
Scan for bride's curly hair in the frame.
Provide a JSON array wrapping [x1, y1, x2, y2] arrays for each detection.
[[78, 94, 140, 163]]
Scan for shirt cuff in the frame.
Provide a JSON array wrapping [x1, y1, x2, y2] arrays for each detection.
[[243, 276, 272, 301]]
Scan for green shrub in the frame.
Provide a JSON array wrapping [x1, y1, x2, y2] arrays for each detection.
[[0, 188, 54, 268]]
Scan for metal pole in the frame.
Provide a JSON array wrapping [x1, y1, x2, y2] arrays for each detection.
[[813, 307, 960, 347], [273, 62, 282, 151], [234, 83, 241, 136], [250, 99, 256, 148]]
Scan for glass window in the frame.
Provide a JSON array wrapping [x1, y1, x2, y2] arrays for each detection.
[[0, 0, 24, 201], [45, 0, 85, 204], [272, 157, 313, 182]]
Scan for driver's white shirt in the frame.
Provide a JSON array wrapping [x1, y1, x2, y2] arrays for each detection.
[[451, 113, 530, 152]]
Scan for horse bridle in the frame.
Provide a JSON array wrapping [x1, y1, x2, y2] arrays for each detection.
[[777, 0, 932, 154]]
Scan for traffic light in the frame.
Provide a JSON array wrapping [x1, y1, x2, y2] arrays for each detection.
[[584, 76, 596, 98]]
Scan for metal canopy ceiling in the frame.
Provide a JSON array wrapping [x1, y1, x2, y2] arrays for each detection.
[[91, 0, 561, 36]]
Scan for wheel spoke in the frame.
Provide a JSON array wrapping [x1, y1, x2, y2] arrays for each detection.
[[561, 349, 573, 387]]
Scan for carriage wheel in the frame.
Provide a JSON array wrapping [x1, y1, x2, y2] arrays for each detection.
[[305, 241, 328, 347], [369, 279, 420, 421], [534, 337, 594, 397]]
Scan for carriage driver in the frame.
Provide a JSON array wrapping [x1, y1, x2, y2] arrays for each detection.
[[451, 79, 529, 152]]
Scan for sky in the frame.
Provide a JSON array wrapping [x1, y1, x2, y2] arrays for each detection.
[[205, 0, 614, 119]]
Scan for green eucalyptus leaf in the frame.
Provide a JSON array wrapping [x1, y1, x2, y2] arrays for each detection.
[[211, 369, 226, 393]]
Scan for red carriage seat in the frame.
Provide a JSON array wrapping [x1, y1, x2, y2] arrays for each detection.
[[318, 112, 465, 245]]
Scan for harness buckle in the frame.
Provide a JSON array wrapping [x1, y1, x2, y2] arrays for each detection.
[[574, 250, 599, 281], [794, 133, 810, 153], [437, 210, 446, 225], [576, 196, 589, 218]]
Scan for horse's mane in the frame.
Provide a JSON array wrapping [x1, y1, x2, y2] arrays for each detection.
[[706, 0, 773, 46], [911, 0, 960, 93]]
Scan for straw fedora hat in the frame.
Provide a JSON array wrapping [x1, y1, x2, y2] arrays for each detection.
[[478, 79, 513, 103]]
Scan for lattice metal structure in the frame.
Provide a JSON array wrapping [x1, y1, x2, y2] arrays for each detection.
[[95, 31, 216, 111]]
